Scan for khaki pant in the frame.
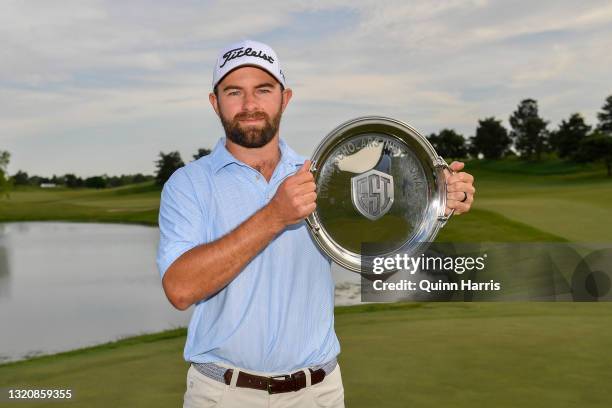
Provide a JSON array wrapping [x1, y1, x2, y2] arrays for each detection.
[[184, 363, 345, 408]]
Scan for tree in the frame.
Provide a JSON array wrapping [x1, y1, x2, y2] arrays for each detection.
[[549, 113, 591, 160], [193, 148, 212, 161], [85, 176, 107, 189], [575, 132, 612, 177], [427, 129, 467, 159], [509, 99, 549, 160], [12, 170, 29, 186], [27, 175, 42, 186], [107, 175, 122, 188], [596, 95, 612, 133], [64, 173, 84, 188], [469, 117, 511, 159], [0, 150, 12, 198], [155, 151, 184, 186], [51, 174, 65, 185]]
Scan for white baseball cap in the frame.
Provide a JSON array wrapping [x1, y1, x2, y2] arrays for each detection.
[[212, 40, 286, 91]]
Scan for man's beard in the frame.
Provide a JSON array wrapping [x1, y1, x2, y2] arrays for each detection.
[[219, 105, 282, 148]]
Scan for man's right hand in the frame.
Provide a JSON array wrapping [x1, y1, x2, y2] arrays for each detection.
[[268, 160, 317, 227]]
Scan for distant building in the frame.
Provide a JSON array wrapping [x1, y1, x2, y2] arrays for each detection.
[[40, 183, 57, 188]]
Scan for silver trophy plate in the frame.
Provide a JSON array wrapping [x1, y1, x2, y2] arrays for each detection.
[[306, 116, 453, 273]]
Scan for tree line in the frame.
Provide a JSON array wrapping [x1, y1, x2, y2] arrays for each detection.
[[9, 171, 155, 189], [0, 147, 211, 195], [427, 95, 612, 176]]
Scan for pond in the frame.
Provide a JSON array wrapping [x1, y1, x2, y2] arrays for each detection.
[[0, 222, 360, 363]]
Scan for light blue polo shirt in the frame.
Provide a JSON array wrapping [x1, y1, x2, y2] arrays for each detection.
[[156, 137, 340, 372]]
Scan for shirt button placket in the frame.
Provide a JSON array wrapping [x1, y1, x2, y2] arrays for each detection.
[[254, 172, 269, 204]]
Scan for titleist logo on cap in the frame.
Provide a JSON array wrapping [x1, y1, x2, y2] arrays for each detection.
[[212, 40, 286, 90], [220, 47, 275, 68]]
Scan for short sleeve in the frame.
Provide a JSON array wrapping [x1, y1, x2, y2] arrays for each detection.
[[156, 169, 205, 279]]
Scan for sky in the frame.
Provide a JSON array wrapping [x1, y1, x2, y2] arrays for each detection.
[[1, 0, 611, 177]]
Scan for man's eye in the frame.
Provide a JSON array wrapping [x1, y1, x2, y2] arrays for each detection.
[[227, 90, 240, 96], [258, 89, 271, 94]]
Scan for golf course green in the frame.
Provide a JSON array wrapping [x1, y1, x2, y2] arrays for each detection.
[[1, 159, 611, 407]]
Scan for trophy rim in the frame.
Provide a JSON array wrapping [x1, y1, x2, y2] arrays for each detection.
[[307, 116, 450, 273]]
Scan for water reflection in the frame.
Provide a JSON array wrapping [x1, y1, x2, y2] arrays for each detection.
[[0, 222, 362, 363], [0, 224, 10, 299], [0, 222, 191, 363]]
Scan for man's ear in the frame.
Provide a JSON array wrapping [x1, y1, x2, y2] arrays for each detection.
[[209, 92, 220, 116], [281, 88, 293, 113]]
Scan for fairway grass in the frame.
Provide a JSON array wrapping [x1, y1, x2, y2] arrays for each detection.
[[466, 159, 612, 242], [0, 180, 575, 243], [2, 303, 611, 407], [2, 159, 609, 242], [0, 184, 160, 226], [1, 161, 611, 407]]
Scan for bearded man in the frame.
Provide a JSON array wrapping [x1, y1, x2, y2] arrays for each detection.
[[156, 40, 475, 408]]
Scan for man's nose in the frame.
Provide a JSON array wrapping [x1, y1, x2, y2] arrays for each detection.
[[242, 91, 258, 111]]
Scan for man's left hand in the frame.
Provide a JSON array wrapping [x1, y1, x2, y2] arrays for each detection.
[[444, 161, 475, 216]]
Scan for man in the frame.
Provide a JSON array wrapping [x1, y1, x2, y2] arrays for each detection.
[[157, 40, 475, 408]]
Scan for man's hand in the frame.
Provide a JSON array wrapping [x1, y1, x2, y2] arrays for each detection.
[[269, 160, 317, 226], [444, 161, 475, 215]]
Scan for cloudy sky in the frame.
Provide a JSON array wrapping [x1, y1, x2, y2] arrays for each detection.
[[1, 0, 611, 177]]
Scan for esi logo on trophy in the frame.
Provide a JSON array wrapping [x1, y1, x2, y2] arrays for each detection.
[[351, 169, 394, 221]]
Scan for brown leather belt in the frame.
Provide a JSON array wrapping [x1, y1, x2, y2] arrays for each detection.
[[222, 367, 326, 394]]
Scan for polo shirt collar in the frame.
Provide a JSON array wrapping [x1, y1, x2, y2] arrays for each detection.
[[209, 138, 237, 173], [278, 138, 306, 168], [209, 137, 305, 173]]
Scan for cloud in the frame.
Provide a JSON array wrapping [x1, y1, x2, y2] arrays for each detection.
[[1, 0, 611, 176]]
